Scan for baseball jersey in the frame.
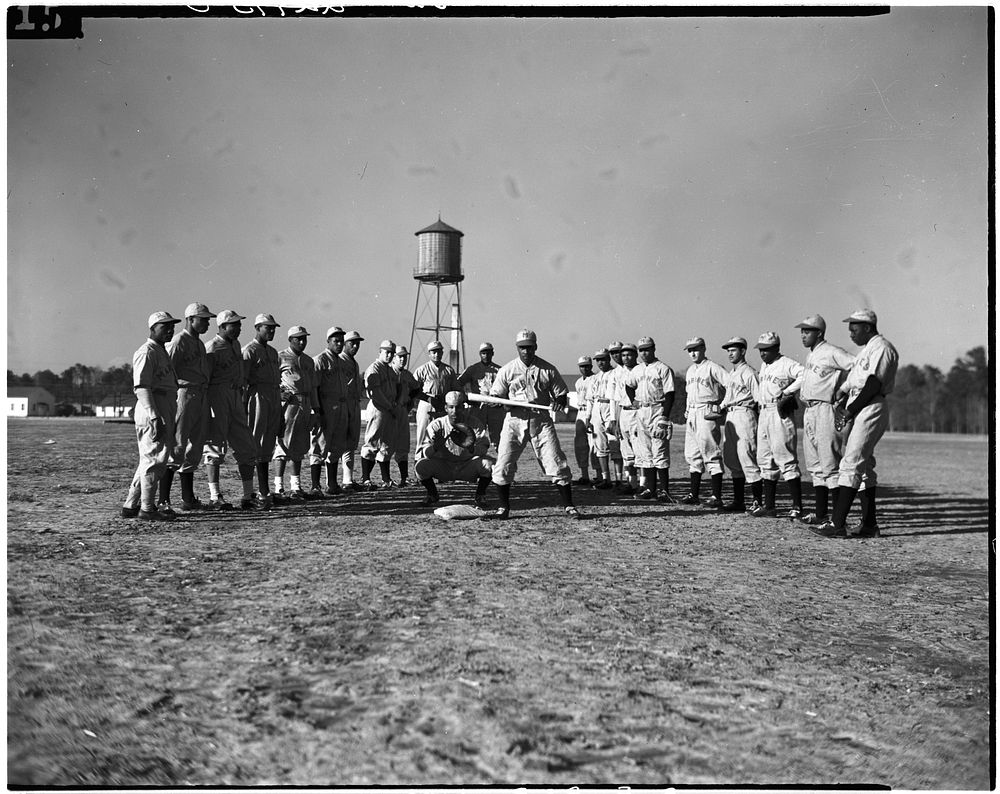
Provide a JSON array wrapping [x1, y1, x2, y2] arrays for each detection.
[[800, 340, 856, 403], [843, 334, 899, 396], [720, 361, 759, 410], [574, 374, 593, 417], [393, 364, 421, 408], [684, 359, 728, 407], [458, 360, 501, 396], [314, 349, 349, 402], [339, 352, 362, 402], [622, 360, 676, 403], [278, 348, 318, 408], [364, 358, 399, 412], [133, 339, 177, 395], [243, 339, 281, 394], [205, 334, 246, 388], [491, 355, 568, 407], [167, 329, 209, 388], [757, 355, 805, 404], [590, 368, 619, 409], [413, 361, 459, 399]]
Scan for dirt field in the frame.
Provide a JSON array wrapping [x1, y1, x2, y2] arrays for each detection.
[[6, 418, 993, 787]]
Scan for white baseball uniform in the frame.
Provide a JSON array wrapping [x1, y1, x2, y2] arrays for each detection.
[[684, 358, 728, 476], [801, 340, 856, 488], [413, 360, 460, 448], [720, 360, 761, 482], [622, 360, 676, 469], [756, 355, 805, 481]]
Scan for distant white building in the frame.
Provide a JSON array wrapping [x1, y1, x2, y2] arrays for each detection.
[[7, 387, 56, 417]]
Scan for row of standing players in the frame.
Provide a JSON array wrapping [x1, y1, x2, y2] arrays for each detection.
[[571, 311, 898, 538], [120, 304, 897, 534]]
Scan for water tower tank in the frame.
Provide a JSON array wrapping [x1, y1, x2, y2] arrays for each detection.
[[414, 218, 464, 283]]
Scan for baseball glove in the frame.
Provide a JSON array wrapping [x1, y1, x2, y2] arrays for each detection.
[[448, 422, 476, 451], [834, 405, 852, 432], [703, 404, 723, 422], [652, 418, 673, 440], [777, 393, 799, 419]]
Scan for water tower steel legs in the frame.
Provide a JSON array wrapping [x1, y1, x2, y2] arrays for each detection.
[[408, 281, 465, 371]]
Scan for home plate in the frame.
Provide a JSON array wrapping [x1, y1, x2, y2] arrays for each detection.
[[433, 504, 487, 521]]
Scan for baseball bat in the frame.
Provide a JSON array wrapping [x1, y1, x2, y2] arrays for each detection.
[[466, 393, 555, 412]]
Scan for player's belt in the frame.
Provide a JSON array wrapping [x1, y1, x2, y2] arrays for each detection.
[[594, 398, 611, 403], [688, 403, 719, 409], [619, 404, 638, 410], [636, 400, 663, 407], [803, 399, 832, 407], [726, 404, 754, 412]]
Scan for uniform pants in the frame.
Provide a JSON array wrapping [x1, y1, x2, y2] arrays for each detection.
[[274, 398, 312, 462], [174, 386, 208, 472], [414, 455, 493, 483], [590, 402, 621, 459], [803, 403, 848, 488], [203, 385, 259, 466], [838, 398, 889, 490], [124, 394, 177, 511], [634, 405, 671, 469], [310, 399, 348, 465], [393, 408, 413, 462], [722, 407, 760, 482], [415, 401, 444, 450], [574, 416, 591, 471], [684, 405, 724, 475], [247, 388, 281, 462], [756, 404, 800, 482], [361, 407, 397, 462], [618, 408, 640, 465], [492, 413, 572, 486]]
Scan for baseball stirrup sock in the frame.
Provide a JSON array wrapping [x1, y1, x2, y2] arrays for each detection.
[[476, 477, 490, 498], [763, 479, 777, 510], [256, 463, 270, 494], [860, 486, 877, 527], [326, 463, 338, 488], [751, 480, 764, 504], [657, 468, 670, 496], [495, 483, 511, 510], [731, 477, 746, 508], [159, 468, 175, 503], [814, 485, 829, 518], [179, 472, 196, 504], [787, 477, 802, 510], [360, 457, 375, 482], [421, 478, 439, 499], [311, 464, 323, 490], [398, 460, 408, 481], [378, 459, 391, 484], [711, 472, 723, 501], [832, 486, 858, 529], [556, 483, 573, 507], [689, 471, 702, 497]]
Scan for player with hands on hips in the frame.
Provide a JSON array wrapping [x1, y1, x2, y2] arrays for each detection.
[[489, 329, 581, 520], [273, 325, 322, 500], [752, 331, 806, 519], [359, 340, 401, 490], [414, 390, 494, 508], [794, 314, 856, 526], [622, 337, 677, 503], [719, 337, 763, 512], [680, 337, 728, 508], [121, 311, 181, 521], [811, 309, 898, 539]]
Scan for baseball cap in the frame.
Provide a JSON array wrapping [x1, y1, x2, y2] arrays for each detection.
[[288, 325, 309, 338], [379, 339, 396, 351], [184, 302, 216, 319], [427, 340, 444, 352], [607, 341, 624, 354], [621, 342, 638, 353], [795, 314, 827, 332], [344, 330, 364, 343], [444, 390, 466, 407], [721, 336, 748, 350], [148, 310, 181, 328], [637, 336, 655, 350], [515, 329, 537, 347], [843, 309, 878, 326], [478, 342, 494, 353], [396, 346, 409, 356], [593, 348, 610, 360], [326, 326, 345, 338], [683, 336, 706, 350], [577, 355, 593, 366], [755, 331, 781, 349], [217, 309, 245, 326], [254, 313, 280, 327]]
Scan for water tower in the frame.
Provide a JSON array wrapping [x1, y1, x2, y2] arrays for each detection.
[[409, 217, 466, 371]]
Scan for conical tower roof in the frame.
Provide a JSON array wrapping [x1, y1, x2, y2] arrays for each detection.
[[415, 217, 463, 237]]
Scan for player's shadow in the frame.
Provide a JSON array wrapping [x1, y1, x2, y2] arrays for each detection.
[[853, 484, 991, 536]]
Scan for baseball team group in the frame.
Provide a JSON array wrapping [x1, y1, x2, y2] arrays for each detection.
[[121, 303, 898, 537]]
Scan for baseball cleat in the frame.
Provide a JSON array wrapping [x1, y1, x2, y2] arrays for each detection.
[[156, 502, 177, 517], [564, 506, 583, 519], [489, 507, 510, 520], [574, 476, 592, 486], [657, 492, 677, 504], [380, 481, 396, 490], [325, 483, 344, 496], [397, 478, 411, 488], [139, 508, 174, 522], [239, 497, 261, 511], [121, 506, 140, 518], [703, 496, 722, 509], [258, 493, 274, 510], [809, 520, 847, 538], [798, 512, 822, 525], [748, 505, 778, 518], [619, 484, 636, 496], [848, 523, 880, 539], [746, 500, 763, 513], [180, 498, 206, 511], [270, 491, 290, 505], [594, 480, 614, 490], [306, 487, 326, 500], [635, 489, 656, 500], [786, 508, 804, 520], [288, 489, 307, 501], [345, 482, 365, 492], [474, 494, 490, 508], [679, 493, 700, 505], [419, 493, 441, 508], [719, 501, 743, 512], [206, 498, 234, 511], [360, 480, 378, 492]]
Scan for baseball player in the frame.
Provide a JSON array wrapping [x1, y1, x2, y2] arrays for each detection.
[[588, 349, 622, 490], [392, 345, 421, 486], [794, 314, 856, 525], [458, 342, 504, 450], [273, 325, 321, 500], [605, 339, 627, 490], [310, 326, 349, 495], [339, 330, 365, 491], [489, 329, 581, 519], [615, 342, 642, 495], [414, 340, 460, 449], [158, 302, 215, 513], [680, 337, 728, 508], [359, 340, 400, 490], [752, 331, 805, 519], [203, 310, 262, 510], [812, 309, 898, 539], [120, 311, 181, 521], [572, 355, 598, 485], [243, 313, 282, 509], [414, 390, 494, 508], [622, 337, 677, 502], [607, 341, 624, 370], [719, 337, 763, 512]]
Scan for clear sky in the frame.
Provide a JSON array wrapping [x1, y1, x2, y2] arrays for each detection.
[[6, 7, 990, 377]]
